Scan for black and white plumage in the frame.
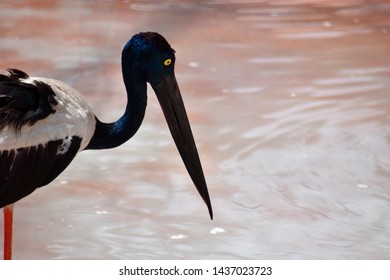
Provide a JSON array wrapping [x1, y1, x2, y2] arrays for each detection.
[[0, 32, 213, 260], [0, 69, 95, 207]]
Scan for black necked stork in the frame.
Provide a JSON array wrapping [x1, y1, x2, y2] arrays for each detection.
[[0, 32, 213, 260]]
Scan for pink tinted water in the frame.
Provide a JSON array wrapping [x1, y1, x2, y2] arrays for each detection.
[[0, 0, 389, 259]]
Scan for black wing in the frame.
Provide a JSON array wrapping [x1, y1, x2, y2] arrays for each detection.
[[0, 136, 82, 208], [0, 69, 58, 131]]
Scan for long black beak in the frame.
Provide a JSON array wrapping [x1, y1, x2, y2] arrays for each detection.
[[152, 74, 213, 220]]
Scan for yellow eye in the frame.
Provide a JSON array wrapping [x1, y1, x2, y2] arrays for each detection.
[[164, 58, 172, 66]]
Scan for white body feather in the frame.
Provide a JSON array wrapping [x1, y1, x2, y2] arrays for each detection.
[[0, 76, 96, 151]]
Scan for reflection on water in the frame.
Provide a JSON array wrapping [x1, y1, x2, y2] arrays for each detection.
[[0, 0, 389, 259]]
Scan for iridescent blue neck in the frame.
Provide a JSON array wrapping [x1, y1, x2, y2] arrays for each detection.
[[84, 49, 147, 150]]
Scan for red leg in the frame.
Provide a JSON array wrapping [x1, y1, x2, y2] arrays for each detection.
[[3, 204, 14, 260]]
